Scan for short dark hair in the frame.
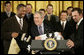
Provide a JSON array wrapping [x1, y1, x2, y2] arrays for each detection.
[[17, 4, 26, 10], [47, 4, 53, 8], [5, 1, 11, 6], [39, 9, 45, 12], [60, 10, 68, 15], [67, 6, 73, 10], [72, 8, 82, 14], [59, 10, 67, 18], [26, 3, 32, 8]]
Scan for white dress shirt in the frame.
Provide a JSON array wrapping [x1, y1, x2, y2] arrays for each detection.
[[77, 17, 83, 26], [61, 20, 67, 29], [37, 23, 44, 34], [15, 15, 23, 30], [6, 11, 11, 17]]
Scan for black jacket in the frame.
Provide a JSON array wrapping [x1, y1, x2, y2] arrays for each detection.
[[1, 16, 28, 54], [44, 14, 59, 32], [70, 20, 83, 54], [55, 21, 74, 39], [31, 20, 52, 39], [24, 13, 34, 36], [1, 12, 16, 25]]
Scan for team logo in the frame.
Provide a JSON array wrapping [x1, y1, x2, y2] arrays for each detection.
[[44, 38, 57, 51]]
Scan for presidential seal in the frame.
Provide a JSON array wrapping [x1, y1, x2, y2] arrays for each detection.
[[44, 38, 57, 51]]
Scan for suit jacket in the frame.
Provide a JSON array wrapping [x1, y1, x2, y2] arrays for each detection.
[[1, 12, 16, 25], [24, 13, 34, 36], [68, 17, 77, 33], [44, 14, 59, 32], [56, 21, 74, 39], [1, 16, 28, 54], [24, 13, 34, 24], [31, 20, 52, 39], [70, 20, 83, 54]]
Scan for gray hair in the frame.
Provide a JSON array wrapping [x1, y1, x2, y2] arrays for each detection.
[[34, 11, 44, 18]]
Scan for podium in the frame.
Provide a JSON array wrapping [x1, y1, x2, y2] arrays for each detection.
[[31, 40, 70, 54]]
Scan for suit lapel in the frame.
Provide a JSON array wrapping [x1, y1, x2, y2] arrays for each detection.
[[10, 12, 12, 17], [34, 24, 39, 35], [22, 19, 27, 31], [59, 21, 63, 30], [77, 20, 83, 31], [44, 22, 49, 34], [5, 12, 9, 18], [45, 15, 48, 20], [14, 16, 22, 31], [64, 21, 68, 30], [50, 15, 53, 21]]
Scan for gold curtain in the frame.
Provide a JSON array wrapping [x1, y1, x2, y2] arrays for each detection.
[[1, 1, 83, 16]]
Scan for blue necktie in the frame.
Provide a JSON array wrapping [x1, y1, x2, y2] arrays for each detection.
[[39, 26, 43, 35]]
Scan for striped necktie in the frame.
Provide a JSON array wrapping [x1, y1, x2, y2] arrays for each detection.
[[19, 19, 23, 30], [38, 26, 43, 35]]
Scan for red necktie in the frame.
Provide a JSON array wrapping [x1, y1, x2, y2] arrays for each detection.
[[76, 24, 78, 30]]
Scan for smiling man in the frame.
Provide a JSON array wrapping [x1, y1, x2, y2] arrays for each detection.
[[56, 11, 74, 40], [66, 8, 83, 54], [44, 4, 59, 32], [1, 1, 15, 25], [1, 4, 29, 54], [31, 11, 52, 40]]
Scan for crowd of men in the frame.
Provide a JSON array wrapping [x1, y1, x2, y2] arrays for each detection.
[[1, 1, 83, 54]]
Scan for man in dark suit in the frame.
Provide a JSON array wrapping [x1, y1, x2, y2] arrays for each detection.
[[1, 4, 29, 54], [31, 11, 52, 40], [66, 8, 83, 55], [67, 7, 77, 33], [24, 4, 34, 36], [1, 1, 15, 54], [67, 6, 73, 21], [56, 11, 74, 40], [1, 1, 15, 25], [44, 4, 59, 32], [24, 3, 33, 21]]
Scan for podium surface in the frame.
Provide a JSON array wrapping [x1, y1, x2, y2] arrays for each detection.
[[31, 40, 70, 51]]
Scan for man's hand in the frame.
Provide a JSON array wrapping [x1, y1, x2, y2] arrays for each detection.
[[66, 39, 74, 48], [11, 32, 19, 38], [59, 32, 64, 40], [35, 36, 41, 40]]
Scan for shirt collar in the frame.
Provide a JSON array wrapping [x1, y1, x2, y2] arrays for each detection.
[[77, 17, 83, 26], [61, 20, 67, 24], [6, 11, 11, 14], [47, 14, 52, 16], [37, 23, 44, 28], [15, 15, 23, 20]]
